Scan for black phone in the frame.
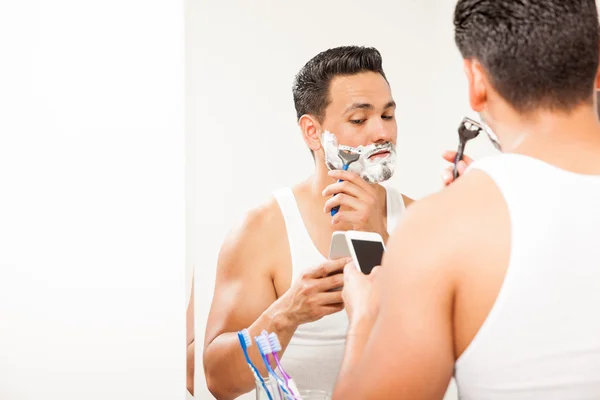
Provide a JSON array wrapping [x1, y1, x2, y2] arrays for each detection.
[[349, 238, 385, 275]]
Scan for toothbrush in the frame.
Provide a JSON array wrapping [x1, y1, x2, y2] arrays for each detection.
[[453, 117, 482, 180], [255, 332, 294, 398], [331, 146, 361, 216], [268, 332, 302, 398], [261, 331, 297, 397], [237, 329, 274, 400]]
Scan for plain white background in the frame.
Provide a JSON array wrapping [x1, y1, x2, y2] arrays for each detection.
[[1, 1, 598, 399], [0, 1, 185, 399], [188, 1, 499, 399]]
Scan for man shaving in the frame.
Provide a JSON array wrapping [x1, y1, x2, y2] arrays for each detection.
[[202, 46, 412, 398], [333, 1, 600, 399]]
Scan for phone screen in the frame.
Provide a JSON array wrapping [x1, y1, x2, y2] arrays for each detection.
[[351, 239, 385, 275]]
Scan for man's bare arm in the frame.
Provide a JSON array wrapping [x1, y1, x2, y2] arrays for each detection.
[[333, 168, 507, 399], [204, 198, 347, 399], [202, 206, 297, 399], [187, 341, 195, 395], [333, 192, 461, 400]]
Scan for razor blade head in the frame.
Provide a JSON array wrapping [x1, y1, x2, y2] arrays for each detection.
[[337, 146, 361, 165], [459, 117, 483, 141]]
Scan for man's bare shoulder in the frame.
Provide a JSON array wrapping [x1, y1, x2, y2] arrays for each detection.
[[389, 169, 507, 272], [217, 195, 288, 274], [412, 169, 500, 213]]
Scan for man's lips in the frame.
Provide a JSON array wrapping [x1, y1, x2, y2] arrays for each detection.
[[369, 150, 390, 159]]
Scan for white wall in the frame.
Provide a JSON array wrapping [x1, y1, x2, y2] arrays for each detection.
[[187, 1, 499, 398], [0, 1, 185, 399]]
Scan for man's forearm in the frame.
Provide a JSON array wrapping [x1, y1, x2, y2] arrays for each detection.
[[187, 340, 195, 395], [333, 317, 375, 399], [203, 304, 298, 399]]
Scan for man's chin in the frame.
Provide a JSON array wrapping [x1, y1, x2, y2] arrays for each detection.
[[380, 169, 394, 182], [361, 166, 394, 184]]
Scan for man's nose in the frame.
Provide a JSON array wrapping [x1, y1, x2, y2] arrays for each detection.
[[369, 118, 393, 143]]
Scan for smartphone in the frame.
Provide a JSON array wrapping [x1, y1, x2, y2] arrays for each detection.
[[346, 231, 385, 275], [329, 230, 385, 275], [329, 231, 351, 260], [326, 231, 350, 291]]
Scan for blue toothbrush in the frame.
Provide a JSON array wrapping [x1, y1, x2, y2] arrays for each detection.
[[255, 331, 294, 398], [237, 329, 274, 400]]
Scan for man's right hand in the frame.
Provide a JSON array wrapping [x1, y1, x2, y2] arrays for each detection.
[[276, 257, 350, 327], [441, 150, 474, 186]]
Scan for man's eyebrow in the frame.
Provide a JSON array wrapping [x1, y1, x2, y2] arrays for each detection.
[[344, 103, 374, 114], [344, 101, 396, 114]]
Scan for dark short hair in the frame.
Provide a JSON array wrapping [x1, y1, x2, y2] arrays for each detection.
[[454, 0, 600, 113], [292, 46, 387, 122]]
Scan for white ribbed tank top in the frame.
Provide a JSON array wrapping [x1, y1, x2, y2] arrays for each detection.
[[455, 153, 600, 400], [272, 185, 405, 394]]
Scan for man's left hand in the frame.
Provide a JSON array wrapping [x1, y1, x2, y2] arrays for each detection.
[[341, 261, 381, 327], [323, 170, 386, 237]]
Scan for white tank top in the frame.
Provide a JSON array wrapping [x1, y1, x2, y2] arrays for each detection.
[[272, 185, 405, 394], [455, 153, 600, 400]]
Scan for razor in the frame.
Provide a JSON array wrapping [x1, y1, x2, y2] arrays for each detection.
[[453, 117, 483, 180], [331, 146, 361, 216]]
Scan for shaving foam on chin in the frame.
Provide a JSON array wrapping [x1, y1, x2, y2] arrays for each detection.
[[321, 130, 396, 183]]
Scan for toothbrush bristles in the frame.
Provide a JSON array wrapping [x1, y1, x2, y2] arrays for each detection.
[[254, 334, 271, 355], [241, 329, 252, 347], [268, 333, 282, 353]]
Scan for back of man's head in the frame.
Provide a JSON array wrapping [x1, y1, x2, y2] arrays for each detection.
[[292, 46, 387, 122], [454, 0, 600, 113]]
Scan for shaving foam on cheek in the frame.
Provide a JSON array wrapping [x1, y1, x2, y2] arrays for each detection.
[[322, 130, 346, 171], [320, 130, 397, 183]]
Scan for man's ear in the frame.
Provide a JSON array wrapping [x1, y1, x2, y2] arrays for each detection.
[[464, 59, 488, 113], [299, 114, 322, 152]]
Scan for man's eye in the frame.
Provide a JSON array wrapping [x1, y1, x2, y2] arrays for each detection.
[[382, 115, 394, 120], [350, 119, 365, 125]]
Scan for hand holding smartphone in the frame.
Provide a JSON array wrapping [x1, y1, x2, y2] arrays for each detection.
[[328, 230, 385, 275]]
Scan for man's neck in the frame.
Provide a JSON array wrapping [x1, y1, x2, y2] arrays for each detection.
[[495, 106, 600, 162], [310, 162, 342, 199]]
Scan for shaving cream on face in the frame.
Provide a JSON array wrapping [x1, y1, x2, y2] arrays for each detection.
[[476, 113, 502, 150], [321, 130, 396, 183], [476, 113, 530, 152]]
